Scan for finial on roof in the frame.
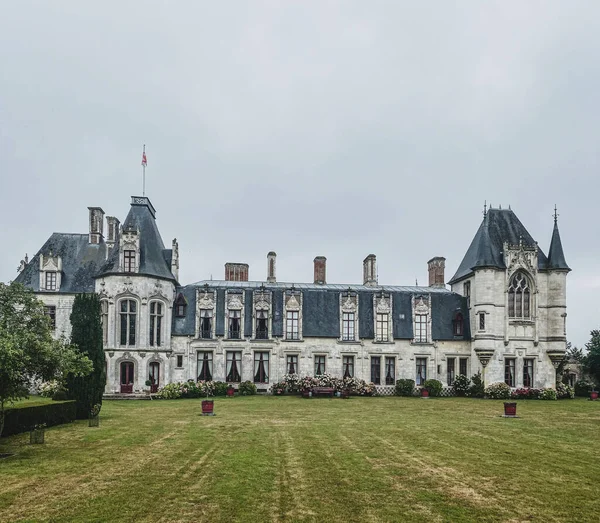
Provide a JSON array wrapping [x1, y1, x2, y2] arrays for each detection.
[[415, 277, 418, 286], [508, 204, 511, 210], [483, 200, 487, 218], [499, 204, 502, 210], [553, 204, 559, 225]]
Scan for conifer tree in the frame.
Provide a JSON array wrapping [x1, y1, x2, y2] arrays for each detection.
[[66, 294, 105, 419]]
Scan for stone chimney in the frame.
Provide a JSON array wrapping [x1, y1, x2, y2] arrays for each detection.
[[363, 254, 377, 286], [428, 257, 446, 288], [88, 207, 105, 244], [106, 216, 120, 246], [267, 252, 276, 283], [313, 256, 326, 285], [171, 238, 180, 281], [225, 262, 249, 282]]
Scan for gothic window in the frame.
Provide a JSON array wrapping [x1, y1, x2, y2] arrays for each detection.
[[416, 358, 427, 385], [124, 250, 136, 272], [447, 357, 456, 385], [343, 356, 354, 378], [119, 299, 137, 347], [226, 351, 241, 382], [45, 272, 57, 291], [286, 354, 298, 375], [342, 312, 355, 341], [371, 356, 381, 385], [505, 358, 516, 387], [100, 300, 108, 344], [314, 355, 326, 376], [228, 310, 241, 339], [508, 271, 531, 319], [200, 309, 213, 339], [464, 281, 471, 308], [174, 294, 187, 317], [459, 357, 468, 377], [453, 313, 464, 336], [149, 302, 163, 347], [44, 306, 56, 330], [254, 352, 269, 383], [376, 313, 389, 342], [385, 357, 396, 385], [523, 359, 534, 388], [197, 351, 213, 381], [256, 310, 268, 339], [286, 311, 299, 340], [415, 315, 428, 343]]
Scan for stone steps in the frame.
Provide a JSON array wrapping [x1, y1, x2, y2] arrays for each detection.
[[103, 393, 151, 400]]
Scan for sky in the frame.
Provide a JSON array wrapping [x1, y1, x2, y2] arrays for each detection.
[[0, 1, 598, 349]]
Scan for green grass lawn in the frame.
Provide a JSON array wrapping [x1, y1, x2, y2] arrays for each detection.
[[0, 396, 599, 523]]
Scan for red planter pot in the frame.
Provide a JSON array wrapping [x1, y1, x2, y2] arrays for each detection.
[[504, 402, 517, 417], [421, 388, 429, 398], [590, 391, 598, 401], [201, 400, 215, 416], [226, 388, 235, 397]]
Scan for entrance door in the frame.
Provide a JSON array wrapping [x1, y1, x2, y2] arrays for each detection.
[[149, 362, 160, 393], [120, 361, 134, 393]]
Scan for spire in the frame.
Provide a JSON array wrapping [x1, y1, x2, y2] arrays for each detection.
[[547, 206, 570, 271]]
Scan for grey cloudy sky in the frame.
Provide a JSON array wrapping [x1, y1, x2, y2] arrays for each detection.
[[1, 1, 598, 348]]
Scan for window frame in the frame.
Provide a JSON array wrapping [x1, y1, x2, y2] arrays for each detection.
[[375, 313, 389, 342], [176, 355, 184, 368], [123, 249, 136, 272], [416, 357, 427, 386], [370, 356, 381, 385], [504, 358, 516, 387], [447, 357, 456, 385], [119, 299, 137, 347], [197, 351, 213, 381], [342, 355, 355, 378], [45, 271, 57, 291], [459, 357, 468, 377], [523, 359, 534, 388], [286, 354, 299, 375], [414, 314, 428, 343], [286, 310, 300, 341], [508, 271, 532, 320], [100, 300, 109, 344], [342, 312, 356, 342], [314, 355, 326, 376], [228, 309, 242, 340], [199, 309, 213, 339], [478, 312, 486, 331], [226, 351, 242, 383], [254, 351, 270, 383], [149, 301, 164, 347], [464, 281, 471, 308], [385, 357, 396, 385], [44, 305, 56, 330]]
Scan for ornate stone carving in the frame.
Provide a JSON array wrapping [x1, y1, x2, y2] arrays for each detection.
[[122, 277, 134, 294], [286, 294, 300, 310], [504, 240, 538, 276], [376, 297, 390, 313], [139, 352, 146, 358], [198, 292, 215, 310], [227, 294, 243, 310], [414, 296, 429, 315], [474, 348, 495, 367], [341, 295, 357, 312]]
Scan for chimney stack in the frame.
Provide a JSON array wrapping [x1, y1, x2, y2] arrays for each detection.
[[267, 252, 276, 283], [105, 216, 120, 245], [313, 256, 327, 285], [171, 238, 180, 281], [225, 262, 249, 282], [427, 257, 446, 288], [363, 254, 377, 286], [88, 207, 105, 244]]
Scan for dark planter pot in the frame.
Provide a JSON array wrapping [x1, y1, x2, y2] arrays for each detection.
[[150, 384, 159, 394], [226, 388, 235, 397], [30, 429, 45, 444], [504, 402, 517, 417], [341, 390, 350, 399], [590, 391, 599, 401], [89, 416, 100, 427], [201, 400, 215, 416], [421, 388, 429, 398]]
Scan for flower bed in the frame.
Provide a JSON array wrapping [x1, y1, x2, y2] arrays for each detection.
[[270, 374, 376, 396], [155, 380, 230, 399]]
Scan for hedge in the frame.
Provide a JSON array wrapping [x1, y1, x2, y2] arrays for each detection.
[[1, 400, 76, 437]]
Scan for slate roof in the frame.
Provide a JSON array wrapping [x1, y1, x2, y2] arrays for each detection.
[[173, 280, 470, 342], [449, 208, 550, 284], [547, 221, 570, 271], [14, 233, 109, 293]]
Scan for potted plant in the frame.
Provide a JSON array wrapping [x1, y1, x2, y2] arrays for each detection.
[[421, 387, 429, 398], [201, 387, 215, 416], [89, 404, 101, 427], [226, 384, 235, 397], [590, 390, 599, 401], [503, 402, 517, 417], [30, 423, 46, 444]]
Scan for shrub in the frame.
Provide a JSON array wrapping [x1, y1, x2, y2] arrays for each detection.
[[452, 374, 470, 397], [155, 383, 182, 400], [238, 381, 257, 395], [282, 374, 301, 393], [574, 380, 595, 397], [469, 372, 485, 398], [485, 382, 512, 399], [395, 379, 415, 397], [556, 382, 575, 399], [539, 388, 557, 400], [213, 382, 228, 396], [39, 380, 61, 398], [52, 390, 68, 401], [423, 379, 443, 397], [271, 382, 286, 395], [2, 401, 76, 437]]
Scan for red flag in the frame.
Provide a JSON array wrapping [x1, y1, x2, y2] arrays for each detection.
[[141, 151, 147, 167]]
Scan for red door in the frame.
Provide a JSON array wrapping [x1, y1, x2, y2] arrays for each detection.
[[120, 361, 134, 393]]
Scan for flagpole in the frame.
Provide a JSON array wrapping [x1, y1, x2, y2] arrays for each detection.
[[142, 144, 146, 196]]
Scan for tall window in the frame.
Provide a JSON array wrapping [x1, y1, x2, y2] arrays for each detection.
[[286, 355, 298, 374], [254, 352, 269, 383], [416, 358, 427, 385], [197, 352, 213, 381], [149, 361, 160, 386], [124, 250, 136, 272], [149, 302, 163, 347], [256, 310, 268, 339], [459, 357, 468, 377], [45, 272, 57, 291], [385, 357, 396, 385], [376, 313, 389, 342], [119, 300, 136, 346], [44, 306, 56, 330], [343, 356, 354, 378], [226, 351, 241, 382], [447, 357, 456, 385], [314, 355, 326, 376], [175, 294, 187, 317], [371, 356, 381, 385], [508, 272, 531, 319], [523, 359, 534, 388], [464, 281, 471, 308], [415, 315, 427, 343], [479, 313, 485, 331], [200, 309, 213, 339], [453, 313, 464, 336], [228, 310, 241, 339], [505, 358, 516, 387], [286, 311, 299, 340], [342, 312, 355, 341], [100, 300, 108, 344]]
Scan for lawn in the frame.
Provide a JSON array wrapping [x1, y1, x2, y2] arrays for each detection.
[[0, 396, 599, 523]]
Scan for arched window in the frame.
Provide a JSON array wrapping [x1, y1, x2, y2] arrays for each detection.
[[100, 300, 109, 344], [508, 272, 531, 319], [149, 301, 163, 347], [119, 299, 137, 346], [453, 312, 464, 336]]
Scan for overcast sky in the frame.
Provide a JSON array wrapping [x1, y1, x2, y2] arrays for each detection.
[[1, 1, 598, 348]]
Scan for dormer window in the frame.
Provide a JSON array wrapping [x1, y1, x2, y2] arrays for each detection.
[[256, 310, 268, 339], [374, 294, 392, 342], [453, 312, 464, 336], [228, 310, 241, 339], [174, 293, 187, 317], [39, 254, 62, 291], [45, 272, 57, 291], [124, 250, 136, 272]]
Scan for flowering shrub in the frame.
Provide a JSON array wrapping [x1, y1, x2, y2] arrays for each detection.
[[423, 379, 443, 397], [512, 387, 538, 399], [539, 388, 557, 400], [213, 382, 229, 396], [556, 382, 575, 399], [452, 375, 470, 397], [485, 382, 512, 399], [274, 374, 376, 396], [155, 383, 182, 399], [39, 380, 62, 398], [511, 387, 561, 400], [395, 379, 415, 397], [238, 381, 257, 395], [271, 382, 286, 395], [282, 374, 301, 393]]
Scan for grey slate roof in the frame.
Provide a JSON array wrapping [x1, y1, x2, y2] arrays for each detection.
[[14, 233, 109, 293], [547, 221, 570, 271], [449, 208, 550, 284], [173, 280, 470, 342]]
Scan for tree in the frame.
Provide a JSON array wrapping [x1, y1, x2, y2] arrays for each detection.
[[557, 342, 587, 384], [583, 330, 600, 386], [65, 294, 106, 419], [0, 282, 92, 438]]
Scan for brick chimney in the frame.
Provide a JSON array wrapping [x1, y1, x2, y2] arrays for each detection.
[[88, 207, 105, 244], [267, 252, 276, 283], [363, 254, 377, 286], [314, 256, 326, 285], [225, 262, 249, 282], [428, 257, 446, 288], [105, 216, 120, 246]]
